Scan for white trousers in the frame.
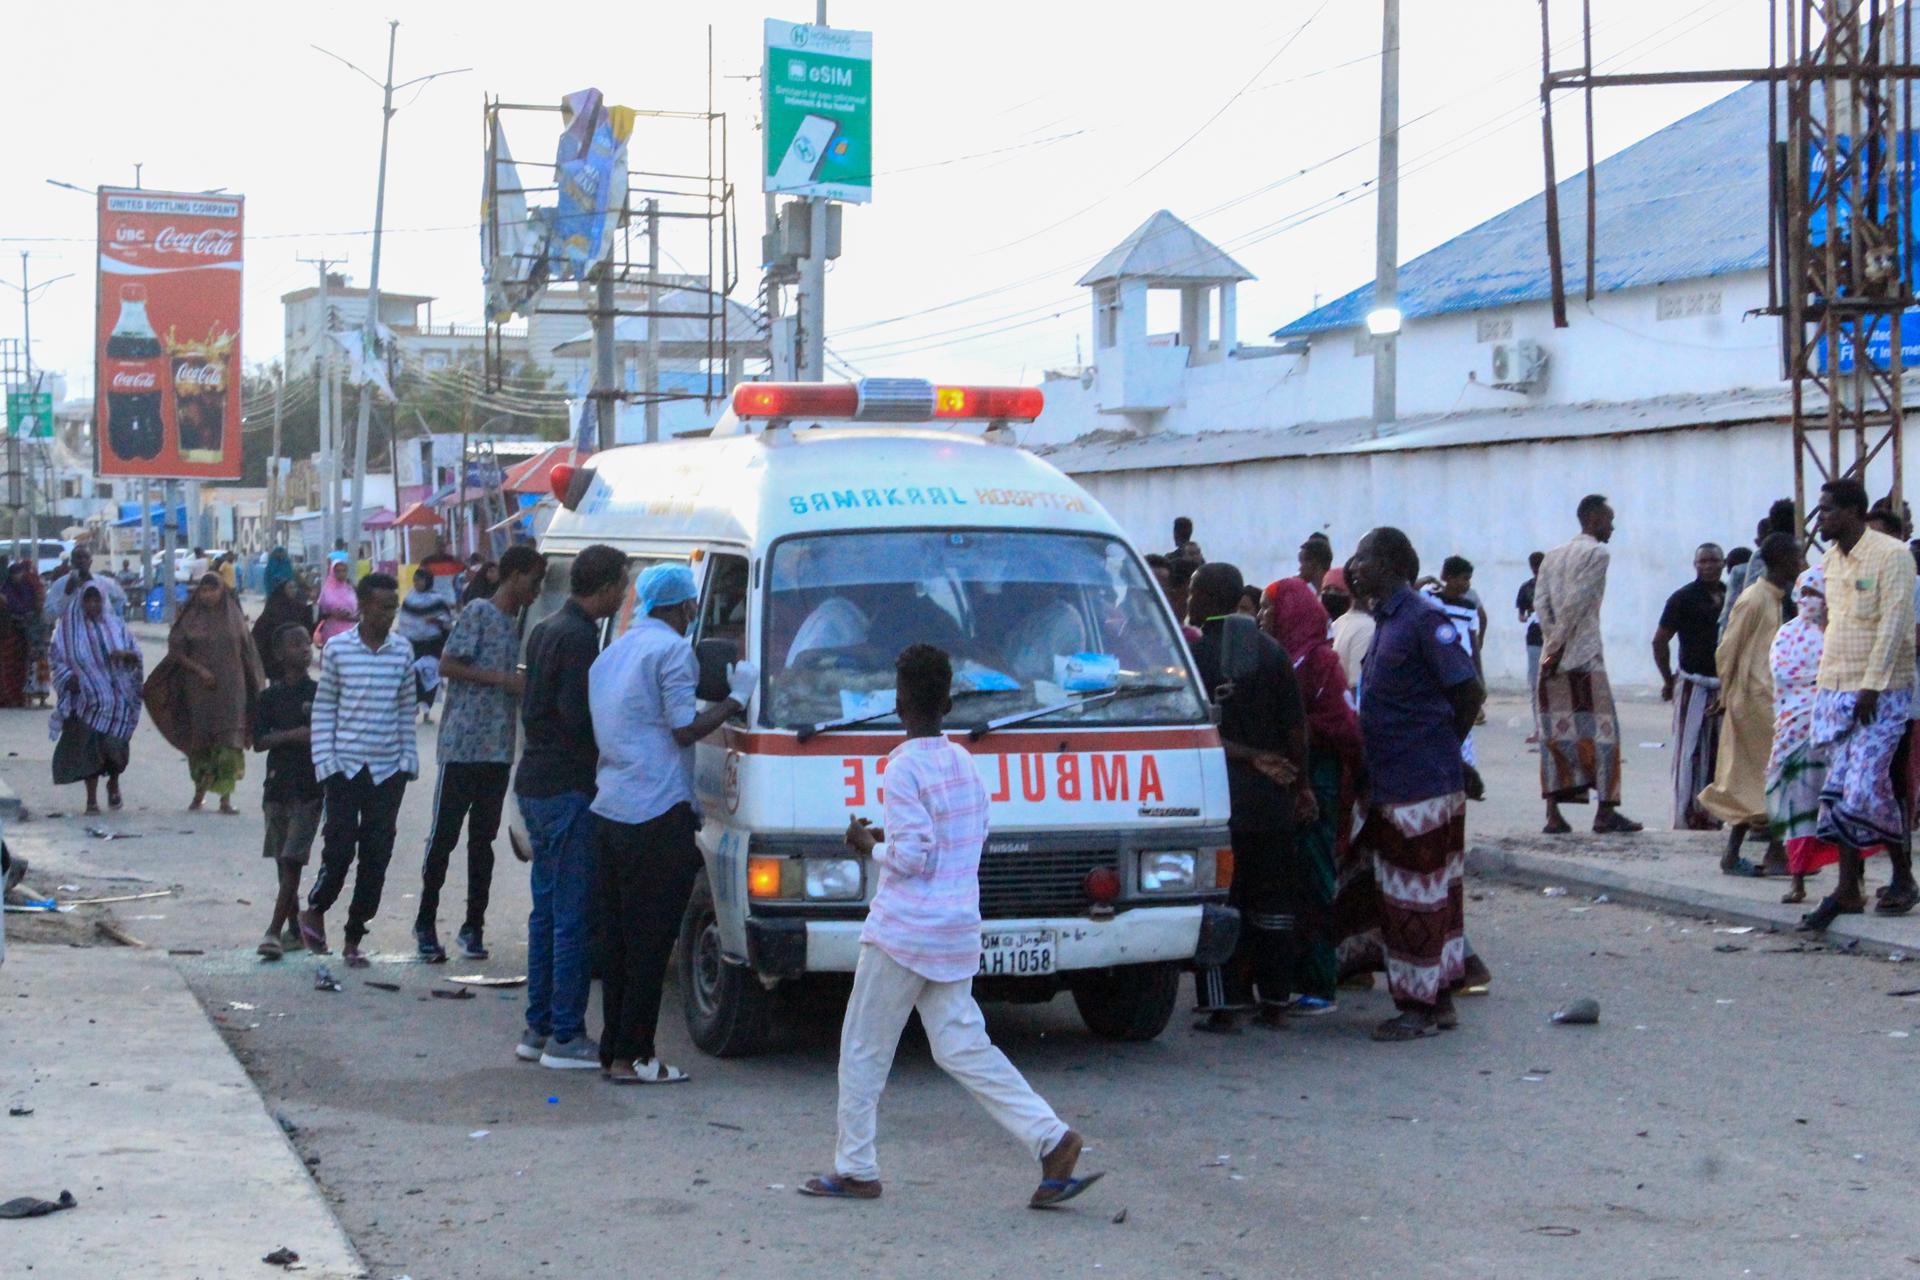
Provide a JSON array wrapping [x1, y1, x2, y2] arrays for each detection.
[[834, 943, 1068, 1181]]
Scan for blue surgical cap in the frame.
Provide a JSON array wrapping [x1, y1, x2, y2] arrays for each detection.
[[638, 563, 698, 613]]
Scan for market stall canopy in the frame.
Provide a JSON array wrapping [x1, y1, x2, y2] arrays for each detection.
[[360, 508, 398, 530], [501, 444, 581, 495], [390, 502, 444, 529]]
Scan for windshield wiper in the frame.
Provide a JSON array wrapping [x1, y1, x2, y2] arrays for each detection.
[[967, 683, 1186, 742], [794, 688, 1000, 743]]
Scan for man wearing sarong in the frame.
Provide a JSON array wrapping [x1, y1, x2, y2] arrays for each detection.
[[1699, 533, 1802, 875], [1801, 477, 1920, 929], [1349, 527, 1486, 1042], [1535, 495, 1643, 834], [1655, 544, 1728, 830]]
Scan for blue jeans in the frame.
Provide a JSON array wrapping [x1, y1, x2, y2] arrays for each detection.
[[521, 790, 597, 1043]]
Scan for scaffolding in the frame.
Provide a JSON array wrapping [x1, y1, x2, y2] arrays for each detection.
[[1538, 0, 1920, 518], [481, 64, 742, 449]]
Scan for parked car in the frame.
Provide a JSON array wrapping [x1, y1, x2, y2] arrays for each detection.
[[27, 539, 74, 575]]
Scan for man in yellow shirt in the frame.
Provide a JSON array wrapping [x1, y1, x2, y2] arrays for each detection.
[[1801, 477, 1920, 929]]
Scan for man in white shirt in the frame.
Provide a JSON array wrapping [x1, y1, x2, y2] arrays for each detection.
[[587, 563, 756, 1085], [799, 644, 1100, 1208]]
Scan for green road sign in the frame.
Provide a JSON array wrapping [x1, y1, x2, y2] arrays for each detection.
[[6, 391, 52, 438], [764, 19, 872, 204]]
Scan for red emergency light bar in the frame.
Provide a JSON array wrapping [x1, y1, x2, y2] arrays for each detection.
[[731, 379, 1044, 423]]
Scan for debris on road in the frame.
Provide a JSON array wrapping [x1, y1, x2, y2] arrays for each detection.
[[62, 888, 173, 907], [313, 967, 342, 993], [84, 827, 143, 840], [0, 1189, 77, 1219], [261, 1245, 301, 1267], [446, 974, 526, 987], [93, 920, 146, 948], [1112, 1208, 1128, 1224], [365, 981, 401, 993], [1712, 926, 1756, 935], [7, 1105, 32, 1117], [430, 988, 474, 1000], [1541, 886, 1568, 898], [469, 1130, 490, 1139], [1551, 998, 1600, 1025]]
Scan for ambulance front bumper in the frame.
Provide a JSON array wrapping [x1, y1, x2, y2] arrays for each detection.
[[745, 904, 1234, 978]]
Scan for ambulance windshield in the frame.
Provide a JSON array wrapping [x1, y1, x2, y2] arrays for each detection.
[[764, 530, 1207, 729]]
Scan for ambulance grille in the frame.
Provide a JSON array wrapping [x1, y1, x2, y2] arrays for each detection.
[[977, 848, 1116, 919]]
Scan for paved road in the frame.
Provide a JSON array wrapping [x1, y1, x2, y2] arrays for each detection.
[[5, 687, 1918, 1277]]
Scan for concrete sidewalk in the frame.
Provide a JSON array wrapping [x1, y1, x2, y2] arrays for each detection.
[[1468, 829, 1920, 954], [0, 946, 365, 1279]]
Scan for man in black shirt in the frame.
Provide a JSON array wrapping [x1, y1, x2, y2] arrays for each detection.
[[1653, 543, 1727, 830], [1186, 562, 1310, 1033], [251, 625, 322, 961], [1517, 551, 1545, 738], [516, 544, 629, 1069]]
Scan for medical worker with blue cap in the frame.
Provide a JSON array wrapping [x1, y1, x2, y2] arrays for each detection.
[[586, 562, 757, 1084]]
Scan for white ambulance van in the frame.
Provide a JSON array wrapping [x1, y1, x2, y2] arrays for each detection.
[[524, 378, 1236, 1055]]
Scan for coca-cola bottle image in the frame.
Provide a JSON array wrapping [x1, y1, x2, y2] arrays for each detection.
[[104, 283, 165, 461]]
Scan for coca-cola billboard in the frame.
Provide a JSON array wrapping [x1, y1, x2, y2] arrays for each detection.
[[94, 188, 243, 479]]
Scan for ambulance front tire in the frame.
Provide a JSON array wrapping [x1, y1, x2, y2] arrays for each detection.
[[1069, 962, 1181, 1042], [679, 873, 778, 1058]]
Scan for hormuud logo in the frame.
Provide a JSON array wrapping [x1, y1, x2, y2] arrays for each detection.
[[110, 370, 158, 391], [153, 226, 236, 257]]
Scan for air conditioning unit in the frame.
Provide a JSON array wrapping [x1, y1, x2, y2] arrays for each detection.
[[1489, 339, 1548, 390]]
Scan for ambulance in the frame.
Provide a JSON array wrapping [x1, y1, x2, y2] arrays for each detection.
[[523, 378, 1236, 1055]]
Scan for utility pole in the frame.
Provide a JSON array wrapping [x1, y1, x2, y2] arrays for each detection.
[[797, 0, 830, 382], [1370, 0, 1401, 434], [592, 267, 617, 450], [644, 198, 662, 444], [314, 23, 468, 562], [0, 253, 71, 559], [266, 364, 284, 544], [298, 256, 343, 555]]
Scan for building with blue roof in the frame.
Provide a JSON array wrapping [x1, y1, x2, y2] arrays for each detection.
[[1021, 82, 1896, 690]]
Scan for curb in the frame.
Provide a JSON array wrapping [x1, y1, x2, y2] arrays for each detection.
[[1467, 842, 1920, 957]]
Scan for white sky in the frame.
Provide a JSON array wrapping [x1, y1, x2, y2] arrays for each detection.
[[3, 0, 1769, 396]]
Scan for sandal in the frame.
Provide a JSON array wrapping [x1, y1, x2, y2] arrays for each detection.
[[1372, 1011, 1441, 1042], [1433, 1001, 1459, 1030], [1593, 811, 1644, 834], [1031, 1131, 1104, 1209], [608, 1057, 689, 1085], [1780, 885, 1807, 905], [1191, 1011, 1242, 1035], [797, 1174, 882, 1200], [1874, 883, 1920, 916], [1798, 893, 1864, 932], [1542, 817, 1572, 835], [107, 781, 122, 810], [1720, 856, 1761, 878]]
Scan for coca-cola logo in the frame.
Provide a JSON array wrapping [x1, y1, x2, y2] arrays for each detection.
[[110, 370, 158, 391], [174, 363, 224, 388], [153, 226, 237, 258]]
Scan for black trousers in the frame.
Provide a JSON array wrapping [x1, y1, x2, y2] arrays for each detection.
[[307, 768, 409, 945], [414, 761, 510, 934], [595, 803, 702, 1065], [1196, 826, 1294, 1011]]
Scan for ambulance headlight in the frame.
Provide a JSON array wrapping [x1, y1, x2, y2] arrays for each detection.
[[804, 857, 864, 901], [1138, 850, 1197, 893]]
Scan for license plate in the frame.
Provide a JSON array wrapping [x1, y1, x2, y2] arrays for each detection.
[[978, 929, 1056, 977]]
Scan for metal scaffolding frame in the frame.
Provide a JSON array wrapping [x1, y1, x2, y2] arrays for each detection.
[[481, 50, 740, 447], [1538, 0, 1920, 519]]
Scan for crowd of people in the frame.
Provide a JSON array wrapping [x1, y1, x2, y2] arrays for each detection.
[[13, 481, 1920, 1201]]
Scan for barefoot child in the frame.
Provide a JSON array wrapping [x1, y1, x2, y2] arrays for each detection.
[[252, 625, 321, 960], [799, 643, 1102, 1208]]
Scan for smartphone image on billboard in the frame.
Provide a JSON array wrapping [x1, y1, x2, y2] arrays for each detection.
[[773, 113, 840, 191]]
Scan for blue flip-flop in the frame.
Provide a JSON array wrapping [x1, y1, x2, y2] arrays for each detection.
[[797, 1174, 882, 1200], [1029, 1170, 1105, 1209]]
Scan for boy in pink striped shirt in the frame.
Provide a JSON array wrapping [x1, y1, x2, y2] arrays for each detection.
[[800, 644, 1102, 1208]]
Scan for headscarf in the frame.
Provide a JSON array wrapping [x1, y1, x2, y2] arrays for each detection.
[[316, 557, 358, 620], [49, 585, 143, 742], [1262, 576, 1363, 766], [2, 561, 38, 619], [1768, 566, 1826, 766], [263, 547, 294, 598], [145, 574, 266, 753], [252, 578, 314, 660], [460, 561, 500, 606]]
